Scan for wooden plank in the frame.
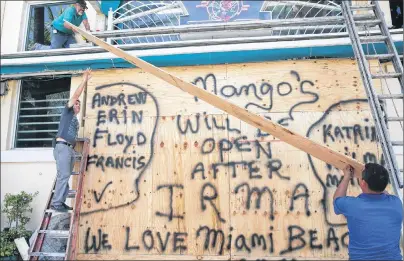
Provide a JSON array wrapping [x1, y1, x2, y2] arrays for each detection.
[[76, 62, 394, 260], [77, 253, 345, 260], [82, 61, 375, 117], [14, 237, 29, 261], [77, 254, 230, 260], [67, 21, 365, 177]]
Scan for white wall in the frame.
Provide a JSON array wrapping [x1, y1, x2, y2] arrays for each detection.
[[0, 162, 56, 230], [0, 1, 25, 53], [83, 1, 97, 31], [0, 1, 6, 37], [0, 79, 57, 230], [379, 1, 393, 27]]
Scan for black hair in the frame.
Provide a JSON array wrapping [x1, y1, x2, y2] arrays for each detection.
[[362, 163, 389, 192], [75, 0, 87, 9]]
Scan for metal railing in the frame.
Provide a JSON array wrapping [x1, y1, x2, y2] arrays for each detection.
[[15, 97, 68, 147], [107, 0, 185, 44], [104, 0, 357, 46]]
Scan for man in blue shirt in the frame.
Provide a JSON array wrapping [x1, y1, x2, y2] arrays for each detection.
[[334, 163, 403, 260], [33, 0, 91, 50]]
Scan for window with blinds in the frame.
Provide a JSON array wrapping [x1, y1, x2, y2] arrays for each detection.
[[15, 77, 71, 148]]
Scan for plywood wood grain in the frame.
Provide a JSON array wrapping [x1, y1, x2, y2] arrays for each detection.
[[77, 60, 391, 260]]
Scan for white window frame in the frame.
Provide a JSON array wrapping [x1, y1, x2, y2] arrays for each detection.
[[9, 80, 22, 150]]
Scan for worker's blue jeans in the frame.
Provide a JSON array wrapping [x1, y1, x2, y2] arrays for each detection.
[[34, 29, 76, 50], [51, 143, 75, 207]]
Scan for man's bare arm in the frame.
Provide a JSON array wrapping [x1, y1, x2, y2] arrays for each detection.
[[333, 165, 354, 201], [82, 19, 91, 31], [68, 69, 92, 107], [63, 21, 78, 33]]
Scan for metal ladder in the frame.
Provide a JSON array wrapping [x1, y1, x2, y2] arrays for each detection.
[[341, 1, 403, 199], [28, 138, 90, 260]]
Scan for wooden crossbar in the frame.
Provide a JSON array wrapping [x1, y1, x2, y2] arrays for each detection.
[[66, 21, 365, 177]]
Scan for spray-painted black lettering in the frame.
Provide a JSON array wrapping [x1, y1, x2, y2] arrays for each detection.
[[157, 232, 170, 252], [85, 227, 112, 253], [93, 181, 113, 203], [124, 227, 140, 251], [289, 183, 311, 216], [155, 184, 184, 221], [234, 183, 275, 220], [173, 232, 187, 252], [235, 234, 251, 253], [87, 155, 145, 172], [309, 230, 323, 249], [326, 227, 340, 251], [280, 225, 306, 255], [200, 183, 226, 223], [177, 114, 200, 134], [196, 226, 225, 255], [142, 230, 154, 251]]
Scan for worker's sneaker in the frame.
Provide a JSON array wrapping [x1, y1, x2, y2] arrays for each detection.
[[62, 203, 73, 211], [29, 43, 51, 51], [50, 204, 68, 212]]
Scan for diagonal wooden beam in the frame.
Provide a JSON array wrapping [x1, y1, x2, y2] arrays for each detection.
[[66, 20, 365, 177]]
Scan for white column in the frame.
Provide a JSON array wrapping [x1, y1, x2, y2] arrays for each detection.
[[107, 8, 113, 44], [379, 1, 392, 28]]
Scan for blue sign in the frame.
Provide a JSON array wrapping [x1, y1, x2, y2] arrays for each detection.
[[180, 1, 268, 24], [100, 0, 121, 15]]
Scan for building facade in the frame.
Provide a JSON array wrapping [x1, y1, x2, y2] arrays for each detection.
[[1, 1, 403, 260]]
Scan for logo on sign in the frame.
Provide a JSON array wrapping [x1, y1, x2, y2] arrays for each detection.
[[197, 0, 250, 22]]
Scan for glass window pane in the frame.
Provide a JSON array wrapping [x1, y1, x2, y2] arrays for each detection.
[[15, 77, 71, 148]]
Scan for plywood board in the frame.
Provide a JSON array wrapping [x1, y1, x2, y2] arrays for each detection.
[[77, 60, 393, 260]]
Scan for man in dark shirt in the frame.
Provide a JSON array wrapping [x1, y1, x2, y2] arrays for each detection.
[[51, 68, 91, 212], [334, 163, 403, 260]]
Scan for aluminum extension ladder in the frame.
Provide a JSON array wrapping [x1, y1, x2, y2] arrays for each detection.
[[341, 1, 403, 200], [28, 138, 90, 260]]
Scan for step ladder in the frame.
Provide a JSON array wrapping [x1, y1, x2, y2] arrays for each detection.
[[28, 138, 90, 260], [341, 1, 403, 199]]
